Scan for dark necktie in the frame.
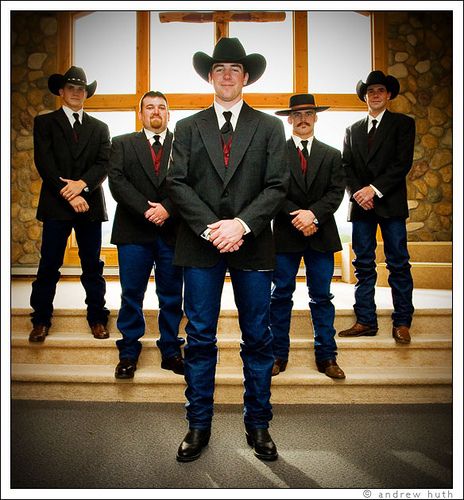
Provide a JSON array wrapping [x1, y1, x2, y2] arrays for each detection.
[[152, 134, 162, 154], [368, 119, 378, 152], [150, 135, 163, 175], [221, 111, 233, 167], [300, 140, 309, 175], [72, 112, 81, 142]]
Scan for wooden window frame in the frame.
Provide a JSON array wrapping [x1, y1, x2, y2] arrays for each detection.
[[60, 10, 387, 268]]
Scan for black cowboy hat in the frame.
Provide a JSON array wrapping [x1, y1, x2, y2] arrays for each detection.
[[275, 94, 329, 116], [193, 37, 266, 86], [356, 70, 400, 102], [48, 66, 97, 98]]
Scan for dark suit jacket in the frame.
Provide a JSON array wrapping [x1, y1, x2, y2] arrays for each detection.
[[168, 102, 289, 270], [342, 109, 415, 221], [33, 108, 110, 222], [274, 138, 345, 254], [108, 129, 178, 246]]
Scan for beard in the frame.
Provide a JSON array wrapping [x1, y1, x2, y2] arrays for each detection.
[[150, 116, 162, 128]]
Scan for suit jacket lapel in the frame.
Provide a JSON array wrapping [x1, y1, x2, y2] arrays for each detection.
[[224, 102, 260, 187], [288, 139, 306, 193], [132, 130, 159, 186], [306, 138, 325, 190], [55, 109, 77, 157], [196, 107, 226, 182], [356, 116, 369, 164], [158, 129, 173, 183], [73, 112, 97, 158], [368, 110, 394, 160]]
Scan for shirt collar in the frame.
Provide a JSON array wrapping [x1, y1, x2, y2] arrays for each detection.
[[214, 99, 244, 128], [62, 106, 83, 123], [368, 109, 386, 125], [292, 135, 314, 151], [144, 128, 168, 143]]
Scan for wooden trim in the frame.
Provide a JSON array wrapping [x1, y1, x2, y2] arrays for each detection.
[[215, 19, 229, 40], [84, 93, 365, 111], [293, 11, 308, 93], [57, 12, 72, 72], [83, 94, 138, 110], [371, 12, 388, 72], [135, 12, 150, 130]]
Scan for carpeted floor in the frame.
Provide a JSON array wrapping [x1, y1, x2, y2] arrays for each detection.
[[9, 400, 453, 491]]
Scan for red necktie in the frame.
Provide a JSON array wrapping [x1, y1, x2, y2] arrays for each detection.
[[149, 136, 163, 175], [298, 140, 309, 175], [221, 111, 233, 167]]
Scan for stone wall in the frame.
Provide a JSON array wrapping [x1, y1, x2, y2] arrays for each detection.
[[11, 12, 58, 265], [387, 11, 452, 241], [10, 11, 453, 266]]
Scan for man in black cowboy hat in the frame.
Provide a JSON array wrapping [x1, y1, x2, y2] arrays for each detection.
[[339, 70, 415, 344], [270, 94, 346, 379], [29, 66, 111, 343], [168, 37, 289, 462]]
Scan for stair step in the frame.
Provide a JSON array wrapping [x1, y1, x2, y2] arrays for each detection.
[[341, 242, 452, 289], [11, 308, 452, 337], [11, 364, 451, 404], [11, 332, 452, 368], [377, 262, 452, 289]]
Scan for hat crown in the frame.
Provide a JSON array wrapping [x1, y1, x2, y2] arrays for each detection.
[[211, 37, 247, 62], [63, 66, 88, 85], [289, 94, 317, 108], [365, 70, 388, 87]]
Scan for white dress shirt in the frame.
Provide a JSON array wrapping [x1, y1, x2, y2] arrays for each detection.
[[62, 106, 83, 127], [144, 128, 167, 146]]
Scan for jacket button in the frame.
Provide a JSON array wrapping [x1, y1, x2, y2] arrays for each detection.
[[223, 190, 229, 197]]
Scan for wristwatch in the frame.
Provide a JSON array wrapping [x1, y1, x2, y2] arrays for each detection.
[[313, 218, 319, 226]]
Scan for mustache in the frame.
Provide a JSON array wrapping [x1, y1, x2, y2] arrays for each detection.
[[296, 121, 311, 127]]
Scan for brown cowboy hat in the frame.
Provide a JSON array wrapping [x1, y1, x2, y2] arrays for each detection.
[[356, 70, 400, 101], [275, 94, 329, 116], [193, 37, 266, 86], [48, 66, 97, 98]]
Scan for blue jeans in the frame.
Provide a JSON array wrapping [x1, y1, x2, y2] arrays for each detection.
[[270, 249, 337, 363], [116, 239, 184, 361], [352, 217, 414, 327], [30, 219, 109, 327], [183, 259, 274, 430]]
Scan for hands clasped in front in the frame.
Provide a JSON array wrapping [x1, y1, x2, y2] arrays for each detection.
[[144, 201, 169, 226], [59, 177, 89, 213], [290, 209, 318, 237], [208, 219, 245, 253], [353, 185, 375, 211]]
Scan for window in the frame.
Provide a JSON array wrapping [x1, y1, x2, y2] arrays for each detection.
[[62, 10, 385, 269]]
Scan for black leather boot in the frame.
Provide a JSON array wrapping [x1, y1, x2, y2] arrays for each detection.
[[176, 428, 211, 462]]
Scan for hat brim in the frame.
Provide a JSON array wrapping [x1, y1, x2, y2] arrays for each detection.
[[275, 105, 330, 116], [48, 73, 97, 98], [356, 76, 400, 102], [193, 52, 266, 86]]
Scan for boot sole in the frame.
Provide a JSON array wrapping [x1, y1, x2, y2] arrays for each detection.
[[338, 330, 378, 337], [176, 443, 209, 462]]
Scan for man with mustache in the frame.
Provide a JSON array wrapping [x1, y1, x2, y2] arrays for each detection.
[[270, 94, 346, 379], [108, 91, 185, 379]]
